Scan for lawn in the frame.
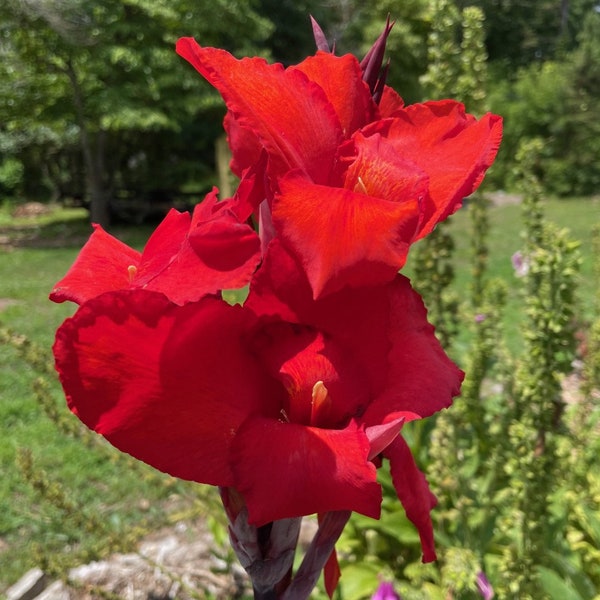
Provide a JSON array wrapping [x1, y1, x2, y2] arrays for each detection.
[[0, 206, 220, 588], [0, 194, 598, 590]]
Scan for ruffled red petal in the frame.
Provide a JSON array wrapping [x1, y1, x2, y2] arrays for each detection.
[[50, 225, 141, 305], [186, 190, 261, 290], [136, 197, 260, 303], [247, 241, 391, 395], [250, 321, 370, 429], [248, 242, 461, 425], [54, 290, 282, 485], [231, 417, 381, 525], [385, 435, 438, 562], [51, 199, 260, 307], [272, 174, 420, 298], [378, 86, 405, 117], [291, 52, 377, 138], [365, 101, 503, 238], [362, 277, 464, 424], [176, 39, 343, 185]]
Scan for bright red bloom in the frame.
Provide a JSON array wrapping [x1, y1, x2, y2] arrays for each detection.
[[50, 187, 260, 306], [51, 26, 503, 598], [53, 241, 461, 558], [176, 39, 502, 297]]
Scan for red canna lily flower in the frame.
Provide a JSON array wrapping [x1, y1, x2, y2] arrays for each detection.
[[176, 38, 502, 297], [51, 20, 503, 599], [53, 239, 461, 565], [50, 186, 261, 307]]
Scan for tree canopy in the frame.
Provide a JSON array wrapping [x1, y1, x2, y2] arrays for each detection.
[[1, 0, 597, 225]]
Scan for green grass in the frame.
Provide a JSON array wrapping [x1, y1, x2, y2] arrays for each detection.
[[0, 196, 597, 590], [0, 207, 216, 588]]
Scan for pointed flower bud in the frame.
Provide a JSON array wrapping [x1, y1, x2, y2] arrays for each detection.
[[360, 15, 395, 102]]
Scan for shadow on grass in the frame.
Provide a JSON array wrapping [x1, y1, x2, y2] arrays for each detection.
[[0, 205, 155, 251]]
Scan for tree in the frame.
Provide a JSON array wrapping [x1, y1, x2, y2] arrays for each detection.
[[459, 0, 599, 72], [0, 0, 272, 226]]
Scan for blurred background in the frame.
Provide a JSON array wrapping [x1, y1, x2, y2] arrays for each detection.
[[1, 0, 599, 226]]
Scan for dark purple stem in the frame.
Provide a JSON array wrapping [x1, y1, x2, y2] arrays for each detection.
[[280, 511, 352, 600]]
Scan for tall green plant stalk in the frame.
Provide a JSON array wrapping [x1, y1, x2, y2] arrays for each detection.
[[498, 139, 581, 597], [413, 0, 461, 348], [469, 193, 490, 310], [582, 225, 600, 398], [462, 6, 491, 310], [457, 7, 488, 117], [415, 4, 491, 345]]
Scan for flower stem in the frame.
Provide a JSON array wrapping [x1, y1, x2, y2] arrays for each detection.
[[281, 510, 351, 600], [253, 586, 278, 600]]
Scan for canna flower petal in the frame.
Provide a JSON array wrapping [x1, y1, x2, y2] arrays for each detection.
[[177, 37, 502, 297], [54, 290, 282, 485], [361, 276, 464, 424], [378, 86, 405, 117], [246, 241, 461, 559], [272, 173, 422, 298], [291, 52, 377, 137], [248, 241, 462, 423], [49, 224, 142, 305], [385, 435, 438, 562], [364, 100, 503, 240], [50, 190, 261, 307], [230, 416, 381, 525], [176, 38, 343, 184], [250, 322, 370, 429], [186, 187, 261, 287]]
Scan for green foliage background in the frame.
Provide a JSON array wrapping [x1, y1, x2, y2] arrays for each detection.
[[1, 0, 599, 213]]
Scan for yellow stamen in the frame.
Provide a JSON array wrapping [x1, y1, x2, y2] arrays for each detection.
[[355, 176, 369, 195], [311, 380, 333, 426], [127, 265, 138, 283], [311, 381, 329, 407]]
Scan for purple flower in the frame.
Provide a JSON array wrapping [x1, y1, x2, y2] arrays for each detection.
[[372, 581, 401, 600], [511, 251, 529, 277], [476, 571, 494, 600]]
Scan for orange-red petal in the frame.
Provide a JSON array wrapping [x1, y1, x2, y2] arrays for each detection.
[[365, 101, 503, 238], [50, 225, 141, 305], [272, 174, 421, 298], [291, 52, 377, 137], [176, 38, 343, 184]]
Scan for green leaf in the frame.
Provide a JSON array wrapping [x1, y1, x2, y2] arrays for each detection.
[[537, 566, 585, 600], [548, 551, 598, 600], [337, 562, 383, 600], [579, 506, 600, 546]]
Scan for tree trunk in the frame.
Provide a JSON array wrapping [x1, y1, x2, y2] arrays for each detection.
[[65, 58, 111, 228]]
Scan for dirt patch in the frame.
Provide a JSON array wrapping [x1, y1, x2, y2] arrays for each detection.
[[11, 202, 54, 219], [486, 191, 522, 206], [0, 298, 20, 311], [6, 520, 250, 600]]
